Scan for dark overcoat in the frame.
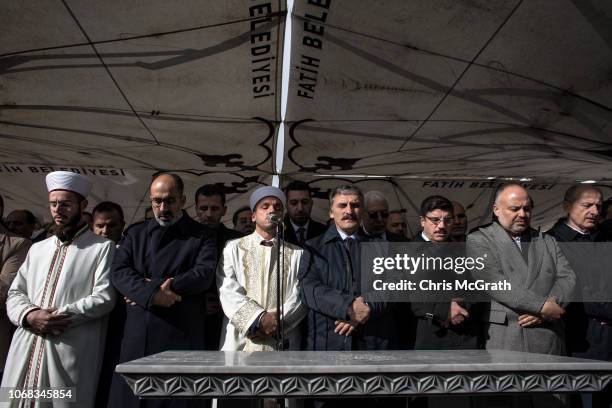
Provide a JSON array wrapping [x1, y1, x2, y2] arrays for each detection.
[[298, 226, 397, 351], [107, 213, 216, 408], [283, 216, 327, 247], [410, 232, 484, 350], [547, 220, 612, 361], [204, 223, 243, 350]]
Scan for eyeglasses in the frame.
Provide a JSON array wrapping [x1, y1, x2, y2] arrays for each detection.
[[367, 210, 389, 219], [425, 215, 453, 225], [150, 197, 177, 208], [49, 201, 74, 209]]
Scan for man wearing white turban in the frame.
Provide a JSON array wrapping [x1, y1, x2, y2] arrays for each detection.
[[1, 171, 116, 408]]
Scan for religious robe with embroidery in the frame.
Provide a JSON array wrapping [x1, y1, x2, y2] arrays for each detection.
[[217, 232, 306, 351], [1, 227, 116, 408]]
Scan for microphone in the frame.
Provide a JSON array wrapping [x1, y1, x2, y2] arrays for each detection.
[[267, 213, 281, 224]]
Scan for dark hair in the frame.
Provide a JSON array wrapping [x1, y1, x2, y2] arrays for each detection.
[[420, 195, 453, 216], [92, 201, 125, 222], [563, 185, 603, 204], [232, 205, 251, 226], [150, 172, 184, 195], [328, 185, 363, 209], [194, 184, 226, 206], [389, 209, 405, 216], [8, 209, 37, 225], [284, 180, 311, 196]]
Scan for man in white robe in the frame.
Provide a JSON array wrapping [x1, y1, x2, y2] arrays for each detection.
[[218, 186, 306, 352], [1, 171, 116, 408]]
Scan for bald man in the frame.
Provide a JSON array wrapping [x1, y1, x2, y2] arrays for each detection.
[[467, 183, 575, 406], [108, 173, 217, 408], [468, 183, 575, 354]]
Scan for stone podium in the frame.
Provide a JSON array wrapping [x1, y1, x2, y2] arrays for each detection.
[[116, 350, 612, 399]]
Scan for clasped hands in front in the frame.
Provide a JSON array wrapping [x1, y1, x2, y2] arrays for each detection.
[[246, 311, 278, 341], [518, 298, 565, 328], [335, 296, 370, 337], [124, 277, 182, 307]]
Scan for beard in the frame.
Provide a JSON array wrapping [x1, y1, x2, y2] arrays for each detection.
[[55, 211, 85, 242]]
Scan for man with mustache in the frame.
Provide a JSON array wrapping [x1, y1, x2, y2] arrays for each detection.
[[1, 171, 116, 408], [411, 195, 483, 352], [92, 201, 126, 245], [283, 180, 326, 247], [299, 185, 397, 407], [108, 172, 217, 408], [547, 185, 611, 408], [467, 183, 575, 407]]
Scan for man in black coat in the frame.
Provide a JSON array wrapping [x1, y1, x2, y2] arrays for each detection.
[[283, 180, 327, 247], [411, 195, 483, 351], [108, 173, 217, 408], [194, 183, 244, 350], [547, 185, 611, 408]]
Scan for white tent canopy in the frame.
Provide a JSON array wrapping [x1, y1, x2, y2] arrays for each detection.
[[1, 1, 611, 230]]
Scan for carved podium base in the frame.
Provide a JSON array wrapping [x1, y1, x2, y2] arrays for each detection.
[[116, 350, 612, 398]]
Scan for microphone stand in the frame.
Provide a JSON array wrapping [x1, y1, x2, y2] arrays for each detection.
[[275, 217, 285, 351], [274, 217, 285, 408]]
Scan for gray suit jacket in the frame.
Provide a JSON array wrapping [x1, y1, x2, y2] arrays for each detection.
[[466, 222, 575, 355]]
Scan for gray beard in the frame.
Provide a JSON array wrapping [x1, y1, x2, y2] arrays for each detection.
[[154, 211, 182, 227]]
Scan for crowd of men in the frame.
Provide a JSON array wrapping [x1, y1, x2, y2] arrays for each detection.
[[0, 171, 611, 408]]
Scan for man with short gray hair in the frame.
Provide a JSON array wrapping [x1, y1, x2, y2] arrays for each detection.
[[300, 185, 396, 351], [362, 191, 408, 242]]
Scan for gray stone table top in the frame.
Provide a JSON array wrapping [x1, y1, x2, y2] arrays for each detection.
[[116, 350, 612, 375]]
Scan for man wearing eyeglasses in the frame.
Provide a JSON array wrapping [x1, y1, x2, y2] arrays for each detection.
[[362, 191, 408, 243], [108, 172, 217, 408], [1, 171, 116, 408], [411, 195, 483, 351]]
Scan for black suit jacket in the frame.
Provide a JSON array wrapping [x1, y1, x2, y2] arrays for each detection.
[[547, 220, 612, 360], [410, 232, 483, 350], [283, 216, 327, 246]]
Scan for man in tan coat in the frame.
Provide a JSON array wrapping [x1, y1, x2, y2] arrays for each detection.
[[0, 195, 31, 375]]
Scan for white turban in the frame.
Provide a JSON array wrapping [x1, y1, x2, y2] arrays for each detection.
[[249, 186, 286, 211], [46, 171, 92, 198]]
